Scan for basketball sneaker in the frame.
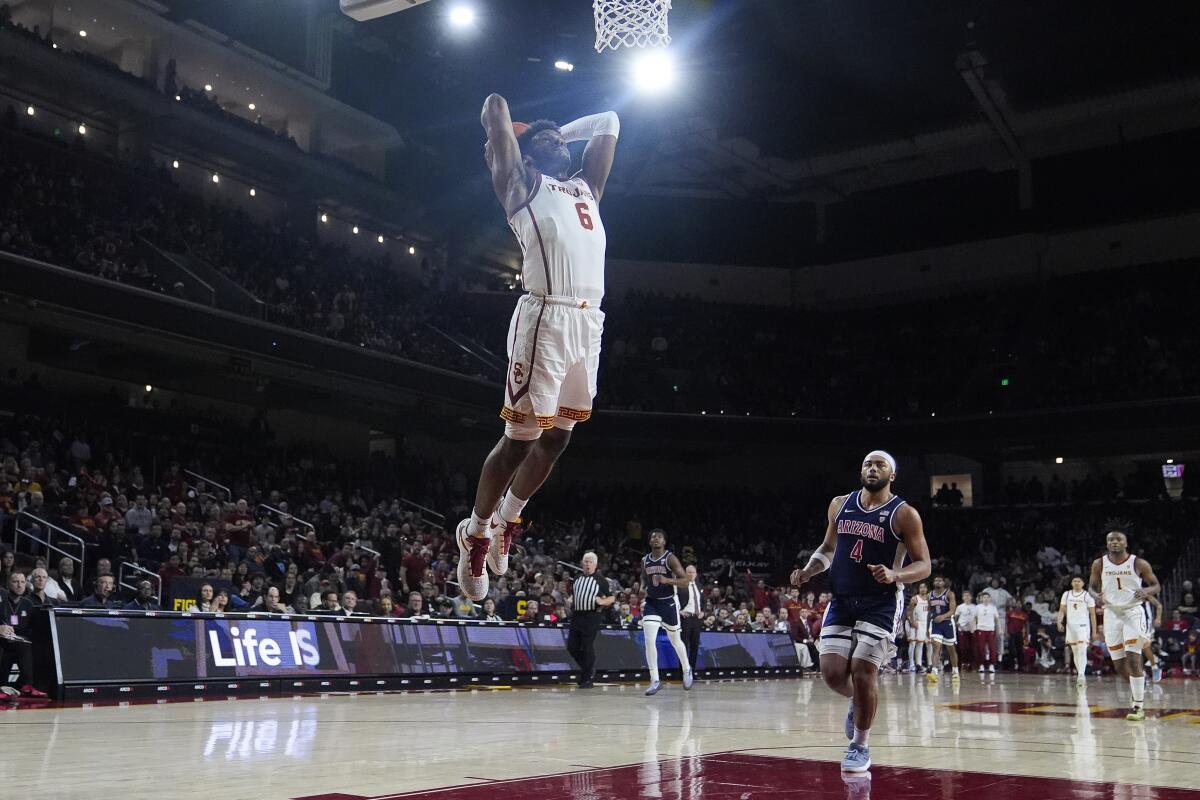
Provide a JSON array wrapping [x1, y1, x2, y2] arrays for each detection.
[[645, 680, 662, 696], [455, 518, 490, 601], [0, 686, 18, 698], [19, 685, 47, 699], [1151, 665, 1162, 683], [841, 743, 872, 773], [682, 669, 694, 690], [1126, 706, 1146, 722], [485, 517, 522, 575]]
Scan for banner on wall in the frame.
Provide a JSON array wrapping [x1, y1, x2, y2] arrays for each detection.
[[50, 611, 798, 684]]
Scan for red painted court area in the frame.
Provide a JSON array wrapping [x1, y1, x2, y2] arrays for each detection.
[[294, 753, 1200, 800]]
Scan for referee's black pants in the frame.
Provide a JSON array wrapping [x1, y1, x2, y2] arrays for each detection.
[[567, 612, 601, 683], [681, 614, 702, 670]]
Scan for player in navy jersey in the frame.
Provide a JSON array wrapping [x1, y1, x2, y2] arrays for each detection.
[[792, 450, 931, 773], [926, 576, 960, 683], [640, 529, 694, 696]]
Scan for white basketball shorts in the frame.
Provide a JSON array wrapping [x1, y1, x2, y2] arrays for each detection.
[[1064, 622, 1090, 646], [1103, 605, 1147, 659], [501, 293, 604, 441]]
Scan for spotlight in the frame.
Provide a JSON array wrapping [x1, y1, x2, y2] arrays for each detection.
[[144, 384, 153, 393], [320, 213, 328, 223], [631, 50, 676, 94], [175, 95, 181, 101], [204, 84, 213, 91], [25, 105, 34, 116], [172, 160, 179, 169], [408, 246, 416, 255], [1055, 457, 1064, 464], [377, 235, 385, 244], [211, 173, 220, 184], [249, 188, 256, 197], [248, 103, 256, 111], [352, 226, 359, 235], [554, 60, 574, 72], [79, 29, 87, 37], [448, 5, 475, 27], [77, 124, 86, 135]]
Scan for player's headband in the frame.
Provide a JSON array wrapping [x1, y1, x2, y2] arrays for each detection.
[[864, 450, 897, 473]]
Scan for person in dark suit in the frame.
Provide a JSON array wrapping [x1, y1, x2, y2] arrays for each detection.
[[678, 564, 703, 673]]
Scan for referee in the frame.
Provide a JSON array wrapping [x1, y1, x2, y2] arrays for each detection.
[[567, 552, 615, 688]]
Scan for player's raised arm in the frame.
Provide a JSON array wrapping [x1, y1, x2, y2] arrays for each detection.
[[790, 495, 842, 588], [480, 93, 530, 215], [560, 111, 620, 203], [869, 504, 931, 585], [1133, 558, 1160, 600]]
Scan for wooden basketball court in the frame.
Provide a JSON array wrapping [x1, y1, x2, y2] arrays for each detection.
[[5, 674, 1199, 799]]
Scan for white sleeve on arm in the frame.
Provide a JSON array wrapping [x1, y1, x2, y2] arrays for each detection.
[[560, 111, 620, 143]]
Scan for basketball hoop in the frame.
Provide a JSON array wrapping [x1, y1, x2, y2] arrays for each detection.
[[593, 0, 672, 53]]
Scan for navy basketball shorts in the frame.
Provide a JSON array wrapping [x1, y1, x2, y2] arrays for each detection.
[[930, 618, 957, 645], [641, 596, 681, 631], [818, 590, 904, 667]]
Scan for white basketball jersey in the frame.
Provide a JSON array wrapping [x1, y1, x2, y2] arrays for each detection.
[[1101, 555, 1141, 610], [1061, 589, 1094, 627], [914, 595, 929, 624], [508, 173, 606, 304]]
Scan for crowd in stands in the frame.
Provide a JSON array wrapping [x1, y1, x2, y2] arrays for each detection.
[[0, 381, 1196, 698], [4, 110, 1199, 419]]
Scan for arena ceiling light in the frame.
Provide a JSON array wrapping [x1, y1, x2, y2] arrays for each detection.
[[1055, 457, 1065, 464], [249, 188, 256, 197], [320, 213, 328, 223], [352, 225, 360, 234], [554, 60, 575, 72], [25, 105, 34, 116], [408, 246, 416, 255], [248, 102, 256, 111], [631, 50, 676, 94], [77, 124, 86, 135], [377, 235, 385, 244], [172, 159, 179, 168], [448, 5, 475, 27], [211, 173, 220, 184], [78, 29, 87, 37], [204, 83, 213, 91]]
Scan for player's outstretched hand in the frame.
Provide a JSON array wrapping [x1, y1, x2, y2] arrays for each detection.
[[867, 564, 896, 584]]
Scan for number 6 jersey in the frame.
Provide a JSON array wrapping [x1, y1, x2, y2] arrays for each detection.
[[830, 491, 909, 596], [508, 172, 607, 305]]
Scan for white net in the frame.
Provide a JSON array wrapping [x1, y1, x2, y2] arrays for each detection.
[[593, 0, 672, 53]]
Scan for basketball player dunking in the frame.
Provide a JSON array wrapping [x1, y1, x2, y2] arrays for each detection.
[[792, 451, 930, 773], [454, 96, 620, 600], [1089, 530, 1160, 721], [640, 529, 695, 696]]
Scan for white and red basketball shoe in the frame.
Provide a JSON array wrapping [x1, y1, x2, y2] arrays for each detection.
[[455, 519, 491, 601], [485, 517, 523, 575]]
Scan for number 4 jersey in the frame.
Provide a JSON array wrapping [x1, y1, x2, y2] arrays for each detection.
[[830, 491, 909, 596], [508, 172, 607, 305]]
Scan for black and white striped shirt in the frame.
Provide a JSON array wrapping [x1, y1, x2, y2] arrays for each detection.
[[572, 573, 608, 612]]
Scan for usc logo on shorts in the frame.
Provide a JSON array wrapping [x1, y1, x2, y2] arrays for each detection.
[[512, 362, 525, 385]]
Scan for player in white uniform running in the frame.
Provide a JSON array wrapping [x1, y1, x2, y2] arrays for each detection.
[[1089, 530, 1160, 721], [1056, 575, 1097, 686], [453, 96, 621, 601]]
